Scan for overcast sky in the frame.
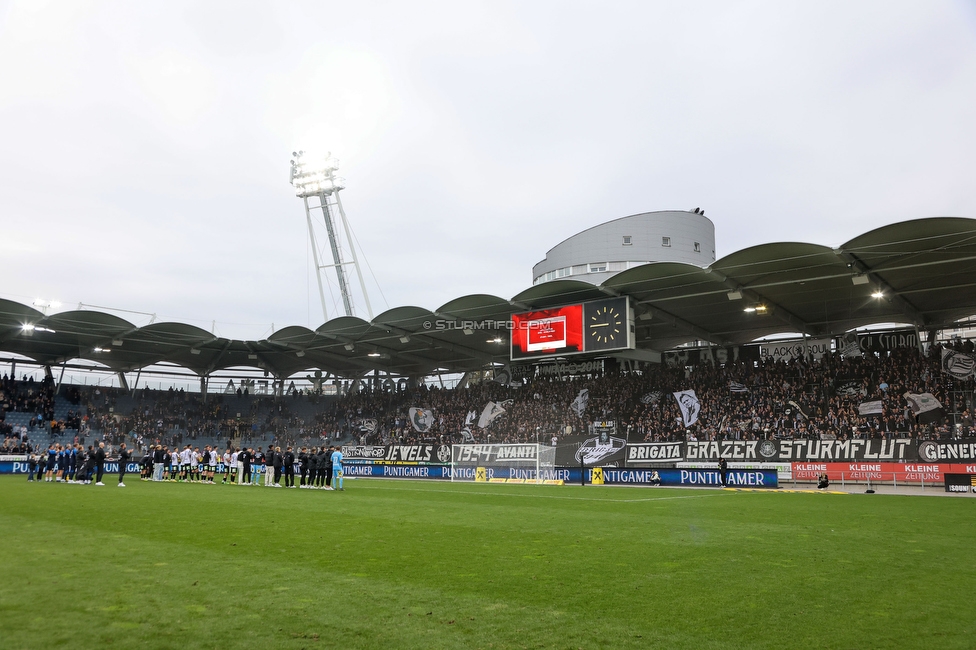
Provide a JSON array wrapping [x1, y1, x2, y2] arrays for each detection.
[[1, 0, 974, 340]]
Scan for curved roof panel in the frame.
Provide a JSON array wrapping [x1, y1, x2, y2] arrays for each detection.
[[1, 217, 974, 377]]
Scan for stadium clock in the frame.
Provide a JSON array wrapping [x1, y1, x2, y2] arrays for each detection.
[[582, 297, 630, 352]]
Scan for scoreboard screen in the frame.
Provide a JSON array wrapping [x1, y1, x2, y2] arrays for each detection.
[[510, 297, 633, 360], [511, 305, 583, 359]]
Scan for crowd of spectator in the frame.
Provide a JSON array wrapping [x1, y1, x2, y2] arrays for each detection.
[[2, 339, 974, 456], [344, 342, 974, 446]]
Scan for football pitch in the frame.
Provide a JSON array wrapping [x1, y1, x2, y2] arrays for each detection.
[[0, 477, 973, 649]]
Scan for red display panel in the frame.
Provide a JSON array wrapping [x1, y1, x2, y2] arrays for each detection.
[[511, 305, 583, 360]]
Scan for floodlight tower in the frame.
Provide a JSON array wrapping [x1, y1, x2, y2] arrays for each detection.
[[289, 151, 373, 321]]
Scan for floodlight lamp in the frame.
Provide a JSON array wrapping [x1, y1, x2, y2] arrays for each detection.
[[727, 291, 742, 301], [463, 328, 473, 336], [871, 291, 884, 299], [368, 352, 381, 358], [93, 347, 104, 353], [112, 339, 123, 346], [743, 307, 756, 313], [296, 350, 305, 357], [21, 323, 35, 332], [190, 348, 201, 355], [344, 343, 355, 351], [755, 305, 767, 313], [399, 335, 411, 344], [851, 274, 870, 286], [248, 353, 258, 360]]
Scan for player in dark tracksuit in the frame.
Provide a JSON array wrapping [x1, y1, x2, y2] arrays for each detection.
[[299, 448, 310, 487], [272, 447, 283, 486], [316, 447, 329, 488], [306, 449, 316, 487], [82, 446, 96, 484], [118, 444, 130, 486], [239, 448, 252, 485], [718, 457, 729, 487], [323, 446, 334, 488], [94, 443, 107, 485], [282, 447, 296, 488]]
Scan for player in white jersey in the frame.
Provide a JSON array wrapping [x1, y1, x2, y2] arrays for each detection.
[[230, 449, 240, 484], [180, 445, 193, 481], [170, 450, 181, 481], [222, 450, 232, 484]]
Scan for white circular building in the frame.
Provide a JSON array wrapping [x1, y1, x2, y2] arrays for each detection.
[[532, 209, 716, 286]]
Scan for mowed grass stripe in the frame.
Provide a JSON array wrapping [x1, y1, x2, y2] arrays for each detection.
[[1, 477, 974, 649]]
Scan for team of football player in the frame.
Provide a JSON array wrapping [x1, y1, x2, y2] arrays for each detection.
[[138, 444, 345, 490], [27, 441, 132, 486]]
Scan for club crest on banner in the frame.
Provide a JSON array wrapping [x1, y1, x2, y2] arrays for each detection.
[[942, 348, 976, 379]]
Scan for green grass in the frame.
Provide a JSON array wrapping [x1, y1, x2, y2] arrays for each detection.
[[0, 476, 974, 649]]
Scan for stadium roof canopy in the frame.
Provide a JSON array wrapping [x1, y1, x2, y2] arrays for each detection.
[[2, 217, 975, 379]]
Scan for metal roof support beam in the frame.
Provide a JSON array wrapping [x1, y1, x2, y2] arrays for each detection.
[[833, 248, 927, 327], [596, 286, 728, 346], [706, 270, 817, 337], [377, 319, 501, 365], [266, 340, 417, 377], [205, 340, 236, 375]]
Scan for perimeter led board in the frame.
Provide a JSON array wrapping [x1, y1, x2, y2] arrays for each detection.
[[511, 297, 633, 360]]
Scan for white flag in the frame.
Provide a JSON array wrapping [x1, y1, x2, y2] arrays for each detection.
[[570, 389, 589, 418], [857, 401, 883, 416], [460, 427, 475, 442], [903, 392, 942, 415], [464, 410, 477, 426], [477, 402, 507, 429], [672, 390, 701, 427], [408, 407, 435, 433]]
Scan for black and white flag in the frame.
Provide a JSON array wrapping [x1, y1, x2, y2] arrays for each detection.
[[640, 391, 663, 405], [408, 408, 435, 433], [729, 381, 750, 393], [788, 400, 808, 419], [904, 392, 945, 424], [361, 418, 377, 432], [672, 390, 701, 427], [942, 348, 976, 380], [838, 331, 862, 358], [464, 410, 477, 427], [493, 368, 512, 385], [477, 401, 511, 429], [857, 401, 884, 416], [460, 427, 474, 442], [834, 379, 867, 397], [570, 389, 589, 418]]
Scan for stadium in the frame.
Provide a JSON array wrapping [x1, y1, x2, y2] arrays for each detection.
[[3, 208, 976, 648], [4, 5, 976, 649]]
